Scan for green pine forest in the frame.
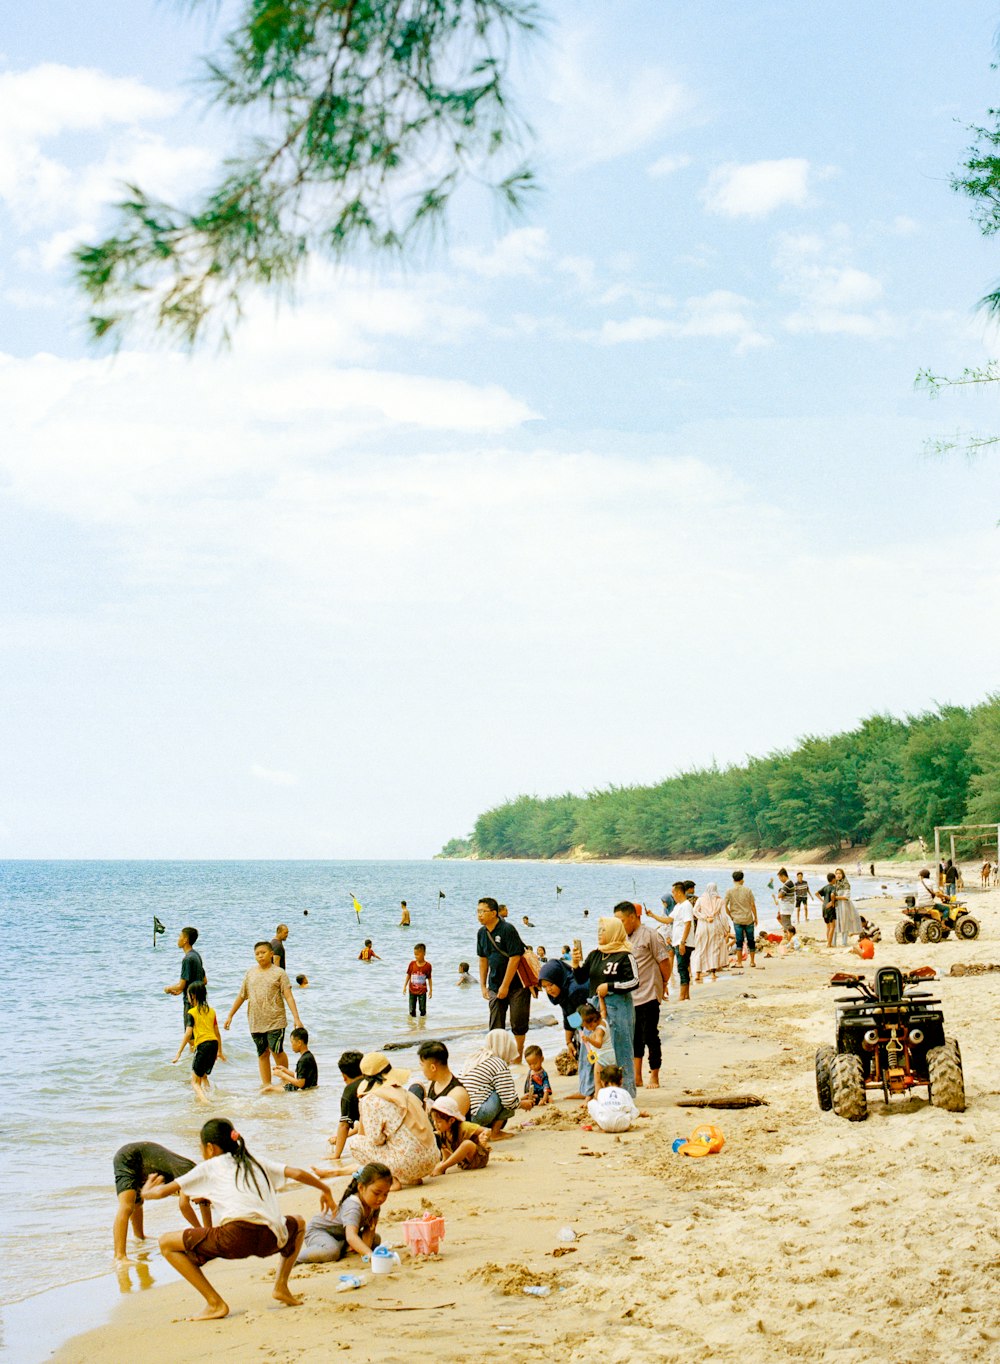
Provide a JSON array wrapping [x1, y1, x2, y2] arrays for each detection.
[[440, 697, 1000, 862]]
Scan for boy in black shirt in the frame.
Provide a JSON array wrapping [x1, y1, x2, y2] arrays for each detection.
[[818, 873, 837, 947], [275, 1026, 318, 1091], [328, 1051, 364, 1158]]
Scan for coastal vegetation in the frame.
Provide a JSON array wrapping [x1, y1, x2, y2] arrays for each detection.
[[443, 696, 1000, 861]]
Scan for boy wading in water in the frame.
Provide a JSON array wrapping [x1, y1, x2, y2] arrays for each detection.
[[140, 1117, 334, 1321]]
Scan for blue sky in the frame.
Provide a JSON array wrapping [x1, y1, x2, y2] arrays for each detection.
[[2, 2, 1000, 858]]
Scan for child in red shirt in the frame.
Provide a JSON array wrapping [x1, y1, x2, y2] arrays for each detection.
[[404, 944, 432, 1017]]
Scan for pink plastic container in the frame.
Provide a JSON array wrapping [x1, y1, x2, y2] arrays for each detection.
[[402, 1213, 445, 1255]]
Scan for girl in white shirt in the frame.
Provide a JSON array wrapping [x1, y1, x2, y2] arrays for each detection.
[[139, 1117, 334, 1320]]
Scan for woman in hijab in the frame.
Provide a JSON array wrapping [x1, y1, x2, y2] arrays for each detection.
[[320, 1052, 438, 1189], [571, 917, 639, 1097], [538, 958, 591, 1095], [832, 868, 862, 947], [693, 882, 730, 982], [458, 1031, 528, 1136]]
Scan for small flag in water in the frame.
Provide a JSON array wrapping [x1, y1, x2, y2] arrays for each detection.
[[555, 886, 563, 897], [351, 895, 363, 921], [438, 890, 446, 904], [153, 915, 166, 948]]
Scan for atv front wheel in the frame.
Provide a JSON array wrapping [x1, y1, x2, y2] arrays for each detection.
[[895, 920, 917, 944], [830, 1053, 868, 1121], [815, 1044, 836, 1110], [928, 1039, 965, 1112], [919, 920, 944, 943], [957, 917, 980, 940]]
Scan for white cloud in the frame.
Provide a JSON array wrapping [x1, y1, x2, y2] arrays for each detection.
[[774, 229, 892, 337], [702, 158, 815, 219], [541, 32, 690, 167], [0, 64, 177, 142], [598, 316, 672, 344], [452, 227, 551, 278], [250, 764, 298, 787], [592, 290, 767, 350], [647, 153, 692, 179]]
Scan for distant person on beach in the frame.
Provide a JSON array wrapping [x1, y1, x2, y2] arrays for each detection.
[[456, 960, 473, 985], [870, 863, 876, 877], [328, 1051, 364, 1160], [670, 880, 695, 1002], [476, 896, 531, 1059], [172, 981, 227, 1102], [692, 884, 730, 984], [224, 941, 303, 1089], [273, 1026, 318, 1091], [793, 873, 813, 922], [724, 872, 758, 968], [588, 1064, 641, 1132], [429, 1094, 492, 1174], [295, 973, 309, 988], [358, 940, 380, 961], [614, 900, 670, 1090], [399, 901, 410, 927], [774, 869, 796, 935], [944, 860, 959, 898], [818, 872, 838, 947], [404, 943, 432, 1016], [112, 1141, 204, 1263], [522, 1044, 553, 1106], [297, 1162, 392, 1263], [410, 1039, 471, 1115], [522, 914, 535, 928], [163, 927, 205, 1027], [269, 923, 289, 971], [140, 1117, 334, 1320], [832, 868, 861, 947]]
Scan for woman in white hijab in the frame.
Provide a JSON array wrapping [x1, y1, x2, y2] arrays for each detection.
[[459, 1031, 527, 1136], [693, 883, 731, 981]]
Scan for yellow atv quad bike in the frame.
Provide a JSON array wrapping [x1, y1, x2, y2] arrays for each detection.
[[895, 894, 979, 945]]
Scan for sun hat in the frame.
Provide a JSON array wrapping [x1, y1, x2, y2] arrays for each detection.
[[429, 1094, 465, 1122], [359, 1052, 411, 1087]]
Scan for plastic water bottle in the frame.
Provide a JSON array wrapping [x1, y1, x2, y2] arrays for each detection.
[[523, 1285, 551, 1297], [336, 1274, 362, 1292]]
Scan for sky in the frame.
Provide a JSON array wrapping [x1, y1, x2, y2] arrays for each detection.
[[2, 1, 1000, 859]]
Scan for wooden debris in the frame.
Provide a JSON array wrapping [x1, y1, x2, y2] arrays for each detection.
[[676, 1094, 767, 1109]]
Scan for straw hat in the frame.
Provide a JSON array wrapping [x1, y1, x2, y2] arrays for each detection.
[[359, 1051, 411, 1087]]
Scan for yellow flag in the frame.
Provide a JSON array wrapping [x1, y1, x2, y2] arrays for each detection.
[[352, 895, 363, 919]]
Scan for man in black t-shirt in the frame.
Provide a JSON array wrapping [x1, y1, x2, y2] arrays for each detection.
[[163, 927, 205, 1027], [270, 923, 289, 970], [476, 896, 531, 1060]]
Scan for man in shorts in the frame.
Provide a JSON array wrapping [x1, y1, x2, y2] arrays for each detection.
[[724, 871, 758, 968], [163, 926, 205, 1029], [225, 940, 303, 1088], [476, 896, 530, 1060], [112, 1140, 203, 1262]]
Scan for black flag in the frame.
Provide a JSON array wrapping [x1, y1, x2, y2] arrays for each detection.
[[153, 915, 166, 948], [438, 890, 446, 905], [555, 886, 563, 897]]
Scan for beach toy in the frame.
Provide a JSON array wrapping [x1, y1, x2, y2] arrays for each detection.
[[402, 1213, 446, 1256], [688, 1124, 725, 1152], [671, 1137, 687, 1154], [371, 1246, 401, 1275], [336, 1274, 362, 1292]]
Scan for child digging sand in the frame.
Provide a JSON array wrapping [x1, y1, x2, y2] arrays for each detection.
[[139, 1117, 334, 1321], [522, 1044, 553, 1107], [588, 1064, 643, 1132], [172, 981, 226, 1102], [429, 1095, 491, 1175], [297, 1162, 392, 1263]]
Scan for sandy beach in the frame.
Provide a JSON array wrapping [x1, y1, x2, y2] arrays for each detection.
[[52, 882, 1000, 1364]]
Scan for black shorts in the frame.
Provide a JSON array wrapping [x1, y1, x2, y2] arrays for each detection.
[[795, 896, 808, 908], [251, 1029, 285, 1057], [192, 1040, 219, 1077], [822, 907, 836, 924]]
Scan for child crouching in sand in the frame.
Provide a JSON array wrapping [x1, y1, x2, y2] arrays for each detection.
[[429, 1095, 491, 1175], [588, 1065, 641, 1132], [140, 1117, 334, 1321], [297, 1162, 392, 1263]]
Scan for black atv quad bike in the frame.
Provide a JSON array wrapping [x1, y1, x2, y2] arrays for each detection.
[[815, 965, 965, 1121]]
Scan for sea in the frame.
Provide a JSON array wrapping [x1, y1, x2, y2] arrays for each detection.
[[0, 857, 880, 1359]]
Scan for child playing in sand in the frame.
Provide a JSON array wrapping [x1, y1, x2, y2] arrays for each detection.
[[172, 982, 226, 1102], [849, 934, 876, 961], [297, 1162, 392, 1263], [522, 1045, 552, 1106], [273, 1026, 318, 1091], [404, 944, 432, 1017], [578, 1002, 617, 1093], [588, 1064, 641, 1132], [429, 1095, 491, 1175], [139, 1117, 335, 1320], [456, 961, 473, 986], [358, 940, 380, 961]]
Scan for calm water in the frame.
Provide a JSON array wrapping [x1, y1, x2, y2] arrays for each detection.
[[0, 857, 825, 1332]]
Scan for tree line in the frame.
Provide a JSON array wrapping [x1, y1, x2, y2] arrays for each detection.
[[442, 697, 1000, 861]]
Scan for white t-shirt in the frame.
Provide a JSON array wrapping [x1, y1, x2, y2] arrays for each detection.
[[916, 879, 936, 906], [671, 901, 694, 948], [176, 1152, 290, 1245], [589, 1085, 639, 1132]]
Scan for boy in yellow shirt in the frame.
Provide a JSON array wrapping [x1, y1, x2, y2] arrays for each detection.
[[173, 982, 226, 1102]]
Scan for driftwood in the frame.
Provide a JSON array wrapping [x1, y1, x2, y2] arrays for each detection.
[[950, 963, 1000, 977], [382, 1013, 558, 1051], [676, 1094, 767, 1109]]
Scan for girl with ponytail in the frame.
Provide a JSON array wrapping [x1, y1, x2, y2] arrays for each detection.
[[139, 1117, 335, 1320], [297, 1162, 393, 1263]]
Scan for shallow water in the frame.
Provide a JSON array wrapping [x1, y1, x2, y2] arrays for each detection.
[[0, 856, 839, 1339]]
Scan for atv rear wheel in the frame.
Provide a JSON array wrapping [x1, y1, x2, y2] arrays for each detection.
[[895, 920, 917, 944], [928, 1039, 965, 1112], [919, 919, 944, 943], [830, 1053, 868, 1121], [815, 1044, 836, 1111], [957, 916, 980, 940]]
